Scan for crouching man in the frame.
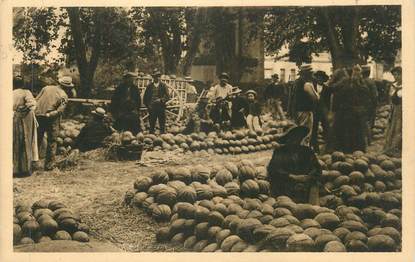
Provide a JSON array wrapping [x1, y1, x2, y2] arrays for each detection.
[[267, 126, 321, 205], [74, 107, 115, 152]]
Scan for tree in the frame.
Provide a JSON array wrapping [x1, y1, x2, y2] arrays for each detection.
[[129, 7, 188, 75], [264, 6, 401, 69], [13, 7, 143, 97]]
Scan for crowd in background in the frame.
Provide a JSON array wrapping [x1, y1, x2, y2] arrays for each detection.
[[13, 63, 403, 177]]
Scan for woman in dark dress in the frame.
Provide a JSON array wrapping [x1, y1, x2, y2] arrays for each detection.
[[330, 65, 370, 153], [384, 66, 402, 157]]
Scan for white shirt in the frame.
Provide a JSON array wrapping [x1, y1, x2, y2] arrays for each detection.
[[208, 83, 233, 101]]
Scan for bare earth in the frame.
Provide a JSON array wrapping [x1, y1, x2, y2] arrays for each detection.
[[13, 148, 272, 252]]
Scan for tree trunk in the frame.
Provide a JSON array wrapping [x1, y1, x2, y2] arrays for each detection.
[[67, 7, 103, 97], [181, 8, 206, 76]]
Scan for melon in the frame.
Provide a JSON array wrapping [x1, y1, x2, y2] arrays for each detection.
[[72, 231, 89, 242]]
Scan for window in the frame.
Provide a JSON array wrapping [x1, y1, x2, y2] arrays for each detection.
[[290, 69, 296, 82], [280, 68, 286, 83], [265, 69, 273, 79]]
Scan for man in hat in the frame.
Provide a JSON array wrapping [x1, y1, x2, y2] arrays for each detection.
[[185, 76, 198, 103], [74, 107, 115, 152], [143, 70, 170, 134], [109, 71, 142, 135], [207, 73, 233, 129], [290, 64, 319, 147], [264, 73, 286, 120], [35, 76, 73, 170], [362, 66, 378, 144], [311, 70, 331, 152], [230, 86, 248, 129], [245, 90, 262, 132]]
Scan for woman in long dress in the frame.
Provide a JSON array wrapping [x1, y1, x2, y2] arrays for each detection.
[[13, 76, 38, 177], [384, 66, 402, 157]]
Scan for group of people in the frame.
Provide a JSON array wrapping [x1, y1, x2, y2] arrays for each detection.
[[184, 72, 263, 134], [13, 63, 402, 177], [282, 63, 402, 155], [13, 75, 74, 176]]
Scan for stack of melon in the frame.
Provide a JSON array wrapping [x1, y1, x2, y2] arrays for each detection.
[[57, 120, 85, 155], [13, 200, 90, 245], [155, 194, 401, 252], [115, 121, 293, 155], [371, 105, 392, 141], [124, 159, 271, 222], [123, 149, 401, 252], [316, 151, 401, 210]]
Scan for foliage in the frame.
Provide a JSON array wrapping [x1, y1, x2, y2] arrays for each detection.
[[264, 6, 401, 69]]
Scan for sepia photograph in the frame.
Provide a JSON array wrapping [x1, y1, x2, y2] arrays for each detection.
[[4, 2, 412, 257]]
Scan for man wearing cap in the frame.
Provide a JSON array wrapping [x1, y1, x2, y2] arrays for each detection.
[[144, 70, 170, 134], [74, 107, 115, 152], [208, 73, 233, 129], [311, 70, 331, 152], [264, 73, 286, 120], [185, 76, 198, 103], [109, 71, 142, 135], [35, 76, 72, 170], [362, 65, 378, 145], [290, 65, 319, 147]]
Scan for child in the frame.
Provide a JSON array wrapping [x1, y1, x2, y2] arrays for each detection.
[[245, 90, 262, 132]]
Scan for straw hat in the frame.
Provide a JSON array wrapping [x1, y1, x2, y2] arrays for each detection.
[[58, 76, 74, 88]]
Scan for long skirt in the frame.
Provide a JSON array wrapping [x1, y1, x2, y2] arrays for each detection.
[[384, 104, 402, 157], [331, 108, 367, 153], [295, 111, 313, 147], [13, 111, 38, 177]]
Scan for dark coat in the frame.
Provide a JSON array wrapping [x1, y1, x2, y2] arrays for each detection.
[[109, 82, 141, 117], [267, 143, 321, 200], [245, 101, 261, 117], [75, 118, 113, 152], [231, 96, 248, 128], [143, 82, 170, 109]]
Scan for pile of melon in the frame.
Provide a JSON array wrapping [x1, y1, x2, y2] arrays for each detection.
[[108, 120, 292, 155], [57, 120, 85, 155], [371, 105, 392, 141], [153, 193, 401, 252], [124, 150, 401, 252], [13, 200, 90, 245], [124, 159, 270, 222]]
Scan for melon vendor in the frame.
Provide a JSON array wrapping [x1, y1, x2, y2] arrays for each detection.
[[267, 126, 322, 205], [74, 107, 115, 152]]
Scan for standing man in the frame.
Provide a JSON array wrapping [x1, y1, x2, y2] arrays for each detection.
[[311, 70, 330, 152], [208, 72, 233, 129], [292, 65, 319, 147], [109, 72, 141, 135], [35, 76, 72, 170], [144, 70, 170, 134], [264, 73, 286, 120], [185, 76, 198, 103], [230, 87, 248, 129], [362, 66, 378, 145]]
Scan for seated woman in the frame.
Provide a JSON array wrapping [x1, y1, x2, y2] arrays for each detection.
[[244, 90, 262, 132], [74, 107, 115, 152], [267, 126, 322, 205]]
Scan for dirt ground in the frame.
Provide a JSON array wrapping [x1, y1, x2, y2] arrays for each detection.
[[13, 148, 272, 252]]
